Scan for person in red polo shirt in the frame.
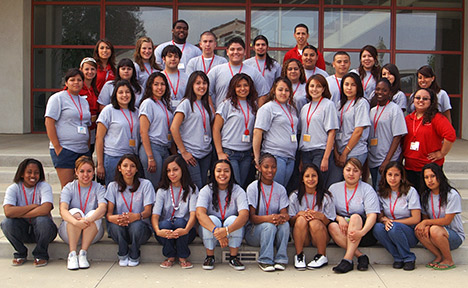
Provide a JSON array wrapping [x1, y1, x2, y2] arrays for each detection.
[[283, 24, 325, 70]]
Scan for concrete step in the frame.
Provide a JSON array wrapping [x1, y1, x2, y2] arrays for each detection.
[[445, 173, 468, 189], [442, 160, 468, 173]]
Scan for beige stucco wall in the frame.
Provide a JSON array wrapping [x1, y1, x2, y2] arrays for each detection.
[[0, 0, 31, 133]]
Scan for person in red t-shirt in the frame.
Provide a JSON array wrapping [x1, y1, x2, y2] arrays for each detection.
[[93, 39, 116, 93], [79, 57, 100, 153], [283, 24, 325, 70]]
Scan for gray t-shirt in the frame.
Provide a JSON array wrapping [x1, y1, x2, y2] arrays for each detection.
[[134, 62, 160, 89], [97, 80, 144, 108], [326, 75, 343, 106], [164, 71, 189, 110], [292, 83, 308, 113], [392, 91, 407, 111], [305, 67, 329, 81], [216, 99, 255, 152], [351, 69, 376, 101], [329, 180, 380, 217], [408, 89, 452, 113], [186, 55, 227, 76], [60, 180, 107, 214], [175, 99, 212, 158], [44, 90, 91, 153], [255, 101, 299, 159], [243, 57, 282, 89], [154, 41, 202, 73], [368, 101, 407, 168], [246, 180, 289, 216], [196, 184, 248, 220], [97, 105, 140, 156], [288, 191, 336, 221], [152, 185, 199, 222], [139, 98, 173, 148], [3, 181, 54, 208], [379, 187, 420, 220], [336, 98, 370, 157], [422, 189, 465, 241], [299, 98, 339, 151]]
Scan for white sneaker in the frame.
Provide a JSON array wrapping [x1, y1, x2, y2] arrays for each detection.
[[78, 250, 90, 269], [294, 253, 306, 270], [307, 254, 328, 269], [128, 259, 139, 267], [67, 251, 79, 270], [119, 257, 129, 267]]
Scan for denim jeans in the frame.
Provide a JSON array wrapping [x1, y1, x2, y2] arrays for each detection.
[[1, 216, 57, 260], [107, 220, 152, 261], [155, 218, 196, 258], [245, 222, 290, 265], [373, 222, 418, 262], [139, 143, 170, 188], [370, 166, 382, 191], [224, 148, 252, 188], [198, 215, 244, 250], [302, 149, 335, 185], [273, 155, 295, 187], [326, 152, 368, 188], [104, 154, 122, 186], [186, 153, 212, 190]]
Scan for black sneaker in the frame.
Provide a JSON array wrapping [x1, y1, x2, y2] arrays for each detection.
[[357, 255, 369, 271], [403, 261, 415, 271], [202, 256, 215, 270], [333, 259, 353, 274], [393, 261, 404, 269], [229, 256, 245, 271]]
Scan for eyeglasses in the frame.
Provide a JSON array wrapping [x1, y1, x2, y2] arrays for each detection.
[[414, 96, 430, 101]]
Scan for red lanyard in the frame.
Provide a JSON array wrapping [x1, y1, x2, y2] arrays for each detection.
[[340, 99, 355, 126], [261, 182, 274, 215], [293, 83, 300, 96], [228, 63, 243, 77], [362, 74, 372, 91], [67, 90, 83, 123], [255, 57, 266, 76], [155, 99, 171, 129], [164, 70, 180, 98], [22, 184, 36, 206], [170, 184, 182, 219], [412, 112, 423, 139], [389, 192, 400, 220], [306, 97, 323, 133], [194, 101, 207, 133], [344, 182, 359, 214], [202, 55, 215, 74], [430, 192, 441, 219], [120, 109, 134, 136], [143, 63, 153, 76], [121, 192, 134, 213], [172, 40, 186, 54], [217, 194, 228, 220], [238, 100, 250, 135], [373, 101, 389, 136], [335, 76, 341, 94], [304, 192, 316, 210], [275, 100, 295, 133], [78, 182, 93, 212]]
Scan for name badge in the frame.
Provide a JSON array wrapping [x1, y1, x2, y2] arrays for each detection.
[[77, 126, 87, 135], [167, 134, 172, 141], [291, 134, 297, 143], [410, 141, 419, 151], [203, 134, 210, 143], [370, 138, 378, 146], [171, 99, 181, 108], [129, 139, 136, 147], [303, 134, 311, 142], [242, 134, 250, 143], [91, 115, 97, 122], [336, 132, 342, 141], [178, 63, 185, 70]]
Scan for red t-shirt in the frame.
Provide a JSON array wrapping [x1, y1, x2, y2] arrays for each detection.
[[96, 63, 115, 93], [283, 45, 326, 70], [79, 85, 99, 130], [403, 112, 456, 171]]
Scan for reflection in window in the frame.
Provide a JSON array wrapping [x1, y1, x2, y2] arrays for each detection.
[[33, 92, 53, 132], [324, 0, 388, 5], [395, 0, 462, 8], [324, 9, 390, 49]]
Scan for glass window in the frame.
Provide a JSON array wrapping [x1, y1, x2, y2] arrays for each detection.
[[115, 49, 137, 64], [105, 6, 173, 46], [251, 8, 319, 48], [324, 0, 389, 6], [34, 5, 100, 45], [396, 0, 462, 8], [178, 7, 245, 46], [324, 9, 390, 49], [252, 0, 318, 4], [33, 91, 53, 132], [323, 51, 390, 76], [396, 10, 462, 51], [180, 0, 244, 3], [396, 54, 461, 95], [450, 97, 461, 137]]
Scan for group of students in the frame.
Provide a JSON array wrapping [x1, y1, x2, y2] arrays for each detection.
[[1, 21, 464, 272]]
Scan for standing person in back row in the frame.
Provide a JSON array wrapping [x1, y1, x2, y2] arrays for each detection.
[[302, 45, 329, 80], [244, 35, 282, 88], [186, 31, 227, 76], [326, 51, 351, 105], [283, 24, 325, 70], [154, 20, 202, 73]]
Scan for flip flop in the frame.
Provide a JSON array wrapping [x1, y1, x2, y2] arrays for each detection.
[[160, 258, 175, 268], [425, 261, 440, 268], [433, 263, 456, 270], [179, 260, 193, 269]]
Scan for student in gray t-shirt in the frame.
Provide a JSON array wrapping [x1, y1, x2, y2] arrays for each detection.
[[282, 59, 308, 113]]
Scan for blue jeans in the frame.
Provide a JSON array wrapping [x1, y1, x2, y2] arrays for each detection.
[[186, 153, 212, 190], [445, 227, 463, 250], [107, 220, 152, 261], [373, 222, 418, 262], [245, 222, 290, 265], [1, 216, 57, 260], [326, 152, 368, 187], [370, 166, 382, 191], [224, 148, 252, 188], [302, 149, 335, 185], [139, 143, 170, 188], [273, 155, 295, 187], [198, 215, 244, 250], [104, 154, 122, 186], [155, 218, 196, 258]]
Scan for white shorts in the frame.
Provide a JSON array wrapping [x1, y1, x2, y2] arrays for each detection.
[[58, 208, 104, 245]]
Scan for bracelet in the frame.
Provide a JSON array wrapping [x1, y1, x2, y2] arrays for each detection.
[[212, 226, 218, 233], [225, 226, 230, 236], [148, 158, 155, 162], [346, 145, 352, 151], [140, 212, 143, 220]]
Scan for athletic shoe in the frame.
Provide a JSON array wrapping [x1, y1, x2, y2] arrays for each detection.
[[393, 261, 404, 269], [128, 259, 140, 267], [78, 250, 90, 269], [12, 258, 27, 266], [294, 253, 306, 270], [229, 256, 245, 271], [357, 255, 369, 271], [119, 257, 129, 267], [307, 254, 328, 269], [274, 263, 286, 271], [403, 261, 416, 271], [202, 256, 215, 270], [258, 262, 275, 272], [333, 259, 353, 273], [67, 251, 79, 270]]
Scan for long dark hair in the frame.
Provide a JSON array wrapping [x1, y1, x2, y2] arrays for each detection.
[[114, 58, 142, 94], [413, 88, 438, 124], [114, 154, 142, 193], [225, 73, 258, 115], [265, 77, 297, 113], [253, 35, 276, 71], [297, 164, 331, 210], [358, 45, 381, 82], [306, 74, 331, 101], [184, 71, 212, 121], [339, 72, 364, 110], [209, 159, 236, 212], [13, 159, 45, 184], [377, 161, 411, 199], [256, 153, 277, 215], [420, 163, 457, 213], [281, 59, 306, 84], [93, 39, 116, 74], [381, 63, 401, 96], [110, 80, 136, 112], [417, 65, 441, 94], [141, 72, 173, 112], [158, 155, 196, 202]]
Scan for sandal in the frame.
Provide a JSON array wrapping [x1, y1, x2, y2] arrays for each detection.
[[160, 258, 175, 268], [12, 258, 27, 266], [433, 263, 456, 270], [179, 260, 193, 269], [425, 261, 440, 268]]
